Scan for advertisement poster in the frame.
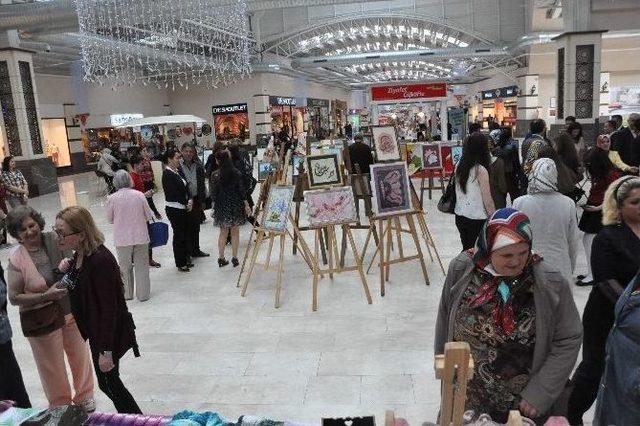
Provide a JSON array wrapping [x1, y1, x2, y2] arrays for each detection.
[[211, 103, 250, 143], [447, 107, 465, 141]]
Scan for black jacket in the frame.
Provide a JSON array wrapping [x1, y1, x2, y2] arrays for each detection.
[[348, 142, 374, 174], [592, 222, 640, 286], [611, 127, 640, 167], [162, 168, 191, 206]]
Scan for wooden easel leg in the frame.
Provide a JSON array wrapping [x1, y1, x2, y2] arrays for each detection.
[[319, 227, 328, 265], [339, 225, 347, 268], [367, 219, 389, 274], [241, 229, 265, 297], [385, 218, 392, 283], [345, 225, 372, 305], [332, 226, 341, 271], [360, 225, 374, 263], [326, 226, 335, 279], [292, 201, 301, 255], [393, 216, 404, 259], [312, 229, 321, 311], [371, 221, 380, 247], [428, 175, 434, 200], [236, 224, 255, 288], [407, 213, 430, 286], [415, 213, 434, 261], [265, 233, 275, 270], [274, 234, 285, 308], [420, 176, 426, 207], [419, 214, 446, 275], [379, 218, 386, 297]]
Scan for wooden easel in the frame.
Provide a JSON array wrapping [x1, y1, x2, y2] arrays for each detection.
[[435, 342, 474, 426], [409, 179, 446, 275], [418, 168, 446, 206], [310, 221, 372, 311]]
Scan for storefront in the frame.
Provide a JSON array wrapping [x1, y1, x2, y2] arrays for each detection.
[[370, 82, 449, 141], [481, 85, 518, 130], [268, 96, 306, 140], [211, 103, 250, 144], [41, 118, 71, 168], [306, 98, 330, 141]]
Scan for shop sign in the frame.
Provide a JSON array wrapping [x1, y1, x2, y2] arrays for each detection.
[[269, 96, 297, 106], [371, 83, 447, 101], [481, 86, 518, 101], [307, 98, 330, 108], [212, 103, 248, 116], [110, 113, 143, 127]]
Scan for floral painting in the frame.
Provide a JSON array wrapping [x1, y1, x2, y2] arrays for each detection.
[[422, 143, 442, 170], [304, 186, 357, 227], [262, 185, 295, 232], [372, 125, 400, 161], [306, 153, 342, 188], [370, 161, 413, 216]]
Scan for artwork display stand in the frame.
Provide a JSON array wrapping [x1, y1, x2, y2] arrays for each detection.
[[418, 168, 445, 206], [310, 222, 372, 311], [435, 342, 475, 426], [409, 180, 446, 275], [291, 171, 329, 264]]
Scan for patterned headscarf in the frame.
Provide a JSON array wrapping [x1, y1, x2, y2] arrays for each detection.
[[528, 158, 558, 194], [469, 208, 537, 335]]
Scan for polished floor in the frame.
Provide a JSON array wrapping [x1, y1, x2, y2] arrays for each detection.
[[2, 172, 593, 424]]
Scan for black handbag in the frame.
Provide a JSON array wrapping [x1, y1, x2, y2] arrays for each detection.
[[437, 175, 457, 214]]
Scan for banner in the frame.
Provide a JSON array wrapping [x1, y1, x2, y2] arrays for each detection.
[[212, 103, 249, 142], [371, 83, 447, 101], [481, 85, 518, 101]]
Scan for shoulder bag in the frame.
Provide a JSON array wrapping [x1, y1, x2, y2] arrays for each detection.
[[437, 174, 457, 214]]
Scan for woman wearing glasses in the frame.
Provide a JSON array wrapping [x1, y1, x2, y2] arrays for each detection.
[[5, 206, 94, 410], [55, 206, 142, 414]]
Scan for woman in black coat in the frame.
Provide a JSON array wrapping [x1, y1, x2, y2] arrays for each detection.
[[162, 148, 193, 272], [55, 206, 141, 414]]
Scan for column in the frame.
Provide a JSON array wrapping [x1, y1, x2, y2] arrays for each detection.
[[253, 93, 271, 147], [554, 30, 606, 146], [516, 74, 539, 138], [0, 34, 58, 196]]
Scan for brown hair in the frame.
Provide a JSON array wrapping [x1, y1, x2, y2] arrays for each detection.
[[56, 206, 104, 254]]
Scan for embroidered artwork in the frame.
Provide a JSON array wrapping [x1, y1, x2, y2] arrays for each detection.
[[263, 185, 295, 232], [292, 155, 304, 177], [304, 186, 357, 227], [370, 161, 413, 216], [422, 143, 442, 169], [372, 126, 400, 161], [306, 153, 342, 188], [452, 146, 463, 166], [258, 161, 276, 182], [407, 143, 424, 175]]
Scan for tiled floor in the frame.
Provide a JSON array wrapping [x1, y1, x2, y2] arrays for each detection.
[[2, 172, 594, 424]]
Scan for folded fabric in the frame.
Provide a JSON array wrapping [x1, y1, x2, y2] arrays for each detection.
[[0, 407, 45, 425], [87, 412, 171, 426], [23, 405, 87, 425], [170, 411, 227, 426]]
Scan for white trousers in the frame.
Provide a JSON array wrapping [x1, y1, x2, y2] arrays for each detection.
[[116, 243, 151, 301]]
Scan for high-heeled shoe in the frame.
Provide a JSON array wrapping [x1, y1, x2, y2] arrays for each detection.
[[218, 258, 229, 267], [232, 257, 239, 267]]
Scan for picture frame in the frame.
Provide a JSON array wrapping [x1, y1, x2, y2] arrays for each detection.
[[291, 155, 305, 177], [372, 125, 400, 162], [258, 161, 276, 182], [451, 146, 463, 166], [304, 186, 358, 228], [406, 142, 424, 175], [422, 143, 443, 170], [262, 185, 295, 232], [370, 161, 413, 216], [306, 153, 342, 188]]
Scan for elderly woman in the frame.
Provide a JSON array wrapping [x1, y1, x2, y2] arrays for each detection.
[[513, 158, 580, 283], [55, 206, 141, 414], [107, 170, 154, 302], [568, 176, 640, 425], [6, 206, 94, 410], [435, 208, 582, 422]]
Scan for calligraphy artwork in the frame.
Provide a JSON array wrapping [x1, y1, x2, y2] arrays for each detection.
[[263, 185, 295, 232], [372, 126, 400, 162], [370, 161, 413, 216], [304, 186, 357, 228], [422, 143, 442, 170], [306, 153, 342, 188]]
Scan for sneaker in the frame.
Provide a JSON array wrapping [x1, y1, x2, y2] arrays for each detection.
[[78, 398, 96, 413]]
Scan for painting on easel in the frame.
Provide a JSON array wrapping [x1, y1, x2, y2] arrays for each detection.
[[305, 186, 358, 228], [422, 143, 443, 170], [370, 162, 413, 216], [372, 125, 400, 162], [407, 143, 424, 175], [306, 153, 342, 188], [451, 146, 463, 166], [292, 155, 305, 177], [263, 185, 295, 232], [258, 161, 277, 182]]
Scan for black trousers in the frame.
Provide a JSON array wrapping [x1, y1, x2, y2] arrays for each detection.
[[90, 349, 141, 415], [455, 215, 486, 251], [187, 201, 203, 256], [567, 288, 616, 425], [0, 339, 31, 408], [166, 207, 189, 267]]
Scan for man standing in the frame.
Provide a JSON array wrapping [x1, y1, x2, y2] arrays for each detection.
[[611, 113, 640, 167], [348, 134, 374, 174], [180, 143, 210, 258], [521, 119, 550, 174]]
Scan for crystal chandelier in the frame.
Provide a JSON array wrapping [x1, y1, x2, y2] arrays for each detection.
[[74, 0, 253, 89]]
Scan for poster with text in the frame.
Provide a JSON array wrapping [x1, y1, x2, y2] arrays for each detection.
[[212, 103, 250, 143]]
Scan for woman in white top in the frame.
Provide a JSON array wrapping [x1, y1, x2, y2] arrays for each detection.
[[513, 158, 580, 283], [454, 133, 496, 250]]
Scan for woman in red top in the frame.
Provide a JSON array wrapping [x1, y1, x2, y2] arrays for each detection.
[[577, 146, 621, 286]]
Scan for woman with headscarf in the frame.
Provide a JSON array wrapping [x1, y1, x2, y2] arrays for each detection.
[[513, 158, 580, 284], [435, 208, 582, 423]]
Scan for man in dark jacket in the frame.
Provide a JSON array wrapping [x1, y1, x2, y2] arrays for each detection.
[[180, 143, 209, 258], [610, 113, 640, 167], [348, 133, 374, 174]]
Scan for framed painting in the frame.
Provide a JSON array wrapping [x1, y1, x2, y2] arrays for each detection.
[[422, 143, 443, 170], [372, 125, 400, 162], [304, 186, 358, 228], [262, 185, 295, 232], [370, 161, 413, 216], [407, 142, 424, 175], [306, 153, 342, 188], [292, 155, 305, 177], [258, 161, 276, 182], [451, 146, 463, 166]]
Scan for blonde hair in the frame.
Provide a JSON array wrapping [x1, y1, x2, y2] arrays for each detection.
[[56, 206, 104, 254], [602, 176, 640, 225]]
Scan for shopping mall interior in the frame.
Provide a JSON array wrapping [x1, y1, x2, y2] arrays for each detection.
[[0, 0, 639, 425]]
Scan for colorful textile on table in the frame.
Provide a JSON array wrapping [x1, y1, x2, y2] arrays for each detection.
[[170, 411, 227, 426]]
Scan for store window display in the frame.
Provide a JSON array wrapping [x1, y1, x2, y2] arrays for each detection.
[[41, 119, 71, 168]]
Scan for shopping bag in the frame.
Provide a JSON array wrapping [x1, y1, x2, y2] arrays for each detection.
[[148, 221, 169, 248]]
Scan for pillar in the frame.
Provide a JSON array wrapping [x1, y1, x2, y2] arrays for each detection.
[[554, 30, 606, 146], [0, 31, 58, 196], [516, 74, 539, 138], [253, 93, 271, 148]]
